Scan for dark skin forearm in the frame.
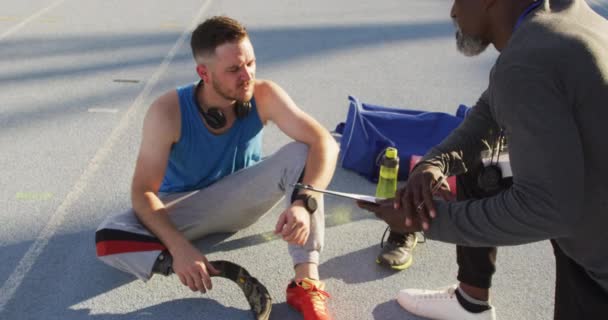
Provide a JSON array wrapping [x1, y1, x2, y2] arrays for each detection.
[[357, 199, 422, 234]]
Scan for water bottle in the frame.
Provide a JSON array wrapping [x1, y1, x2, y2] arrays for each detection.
[[376, 147, 399, 199]]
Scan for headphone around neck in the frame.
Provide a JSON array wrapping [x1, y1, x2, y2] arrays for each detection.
[[193, 81, 252, 130]]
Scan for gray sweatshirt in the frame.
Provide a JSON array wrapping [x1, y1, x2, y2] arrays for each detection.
[[422, 0, 608, 291]]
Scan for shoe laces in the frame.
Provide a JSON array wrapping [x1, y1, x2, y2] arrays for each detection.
[[380, 227, 425, 248], [300, 279, 330, 313], [420, 286, 457, 300]]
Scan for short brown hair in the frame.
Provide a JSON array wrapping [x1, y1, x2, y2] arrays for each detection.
[[190, 16, 248, 61]]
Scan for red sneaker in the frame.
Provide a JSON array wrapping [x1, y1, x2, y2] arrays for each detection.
[[286, 278, 332, 320]]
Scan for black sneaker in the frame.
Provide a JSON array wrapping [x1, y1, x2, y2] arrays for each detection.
[[376, 228, 418, 270]]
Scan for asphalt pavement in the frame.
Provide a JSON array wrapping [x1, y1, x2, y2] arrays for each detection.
[[2, 0, 607, 319]]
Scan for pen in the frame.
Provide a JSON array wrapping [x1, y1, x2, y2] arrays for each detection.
[[415, 175, 446, 211]]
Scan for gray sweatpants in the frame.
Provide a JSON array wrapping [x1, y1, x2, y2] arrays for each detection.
[[95, 142, 324, 280]]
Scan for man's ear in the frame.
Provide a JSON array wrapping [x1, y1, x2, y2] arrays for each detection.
[[196, 64, 210, 83]]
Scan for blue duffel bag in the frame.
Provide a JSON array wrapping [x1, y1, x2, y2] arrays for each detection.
[[335, 96, 469, 182]]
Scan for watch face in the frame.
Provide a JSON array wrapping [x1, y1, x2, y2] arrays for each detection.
[[306, 196, 318, 213]]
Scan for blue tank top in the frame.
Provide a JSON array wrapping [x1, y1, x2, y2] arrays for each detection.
[[159, 83, 263, 193]]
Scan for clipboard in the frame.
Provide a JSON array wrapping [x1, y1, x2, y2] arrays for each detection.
[[293, 183, 380, 204]]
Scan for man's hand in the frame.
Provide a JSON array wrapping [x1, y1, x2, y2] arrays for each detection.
[[395, 164, 454, 230], [274, 204, 311, 246], [357, 199, 422, 233], [171, 242, 220, 293]]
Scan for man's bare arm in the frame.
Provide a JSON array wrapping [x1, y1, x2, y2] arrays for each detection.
[[131, 91, 184, 254], [255, 80, 339, 191], [255, 80, 338, 246], [130, 90, 218, 292]]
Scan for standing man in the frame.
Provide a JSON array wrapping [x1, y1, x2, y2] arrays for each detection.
[[359, 0, 608, 319], [95, 16, 338, 320]]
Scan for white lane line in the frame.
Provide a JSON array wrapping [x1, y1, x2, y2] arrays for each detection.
[[0, 0, 214, 313], [88, 108, 119, 114], [0, 0, 67, 42], [113, 79, 140, 83]]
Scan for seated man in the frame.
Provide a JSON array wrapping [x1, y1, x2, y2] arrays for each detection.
[[94, 16, 338, 320], [359, 0, 608, 319]]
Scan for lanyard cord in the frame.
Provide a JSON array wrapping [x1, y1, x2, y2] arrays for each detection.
[[514, 1, 543, 32], [490, 130, 505, 166]]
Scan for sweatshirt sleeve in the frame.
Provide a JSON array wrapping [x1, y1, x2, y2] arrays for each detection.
[[425, 63, 585, 246], [417, 90, 502, 176]]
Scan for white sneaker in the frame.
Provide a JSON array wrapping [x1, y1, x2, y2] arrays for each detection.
[[396, 285, 496, 320]]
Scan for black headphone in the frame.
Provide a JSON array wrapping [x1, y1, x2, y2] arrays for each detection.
[[477, 131, 505, 195], [193, 81, 252, 130]]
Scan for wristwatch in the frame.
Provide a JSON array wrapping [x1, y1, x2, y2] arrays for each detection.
[[293, 194, 318, 214]]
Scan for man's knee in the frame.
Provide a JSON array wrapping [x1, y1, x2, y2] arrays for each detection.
[[279, 142, 309, 160]]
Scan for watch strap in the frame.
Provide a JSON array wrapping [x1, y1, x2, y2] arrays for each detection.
[[293, 194, 316, 214]]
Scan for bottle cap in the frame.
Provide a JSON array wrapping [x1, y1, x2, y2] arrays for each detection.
[[385, 147, 398, 159]]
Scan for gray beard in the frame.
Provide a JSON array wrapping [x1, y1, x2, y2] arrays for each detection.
[[453, 20, 489, 57]]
